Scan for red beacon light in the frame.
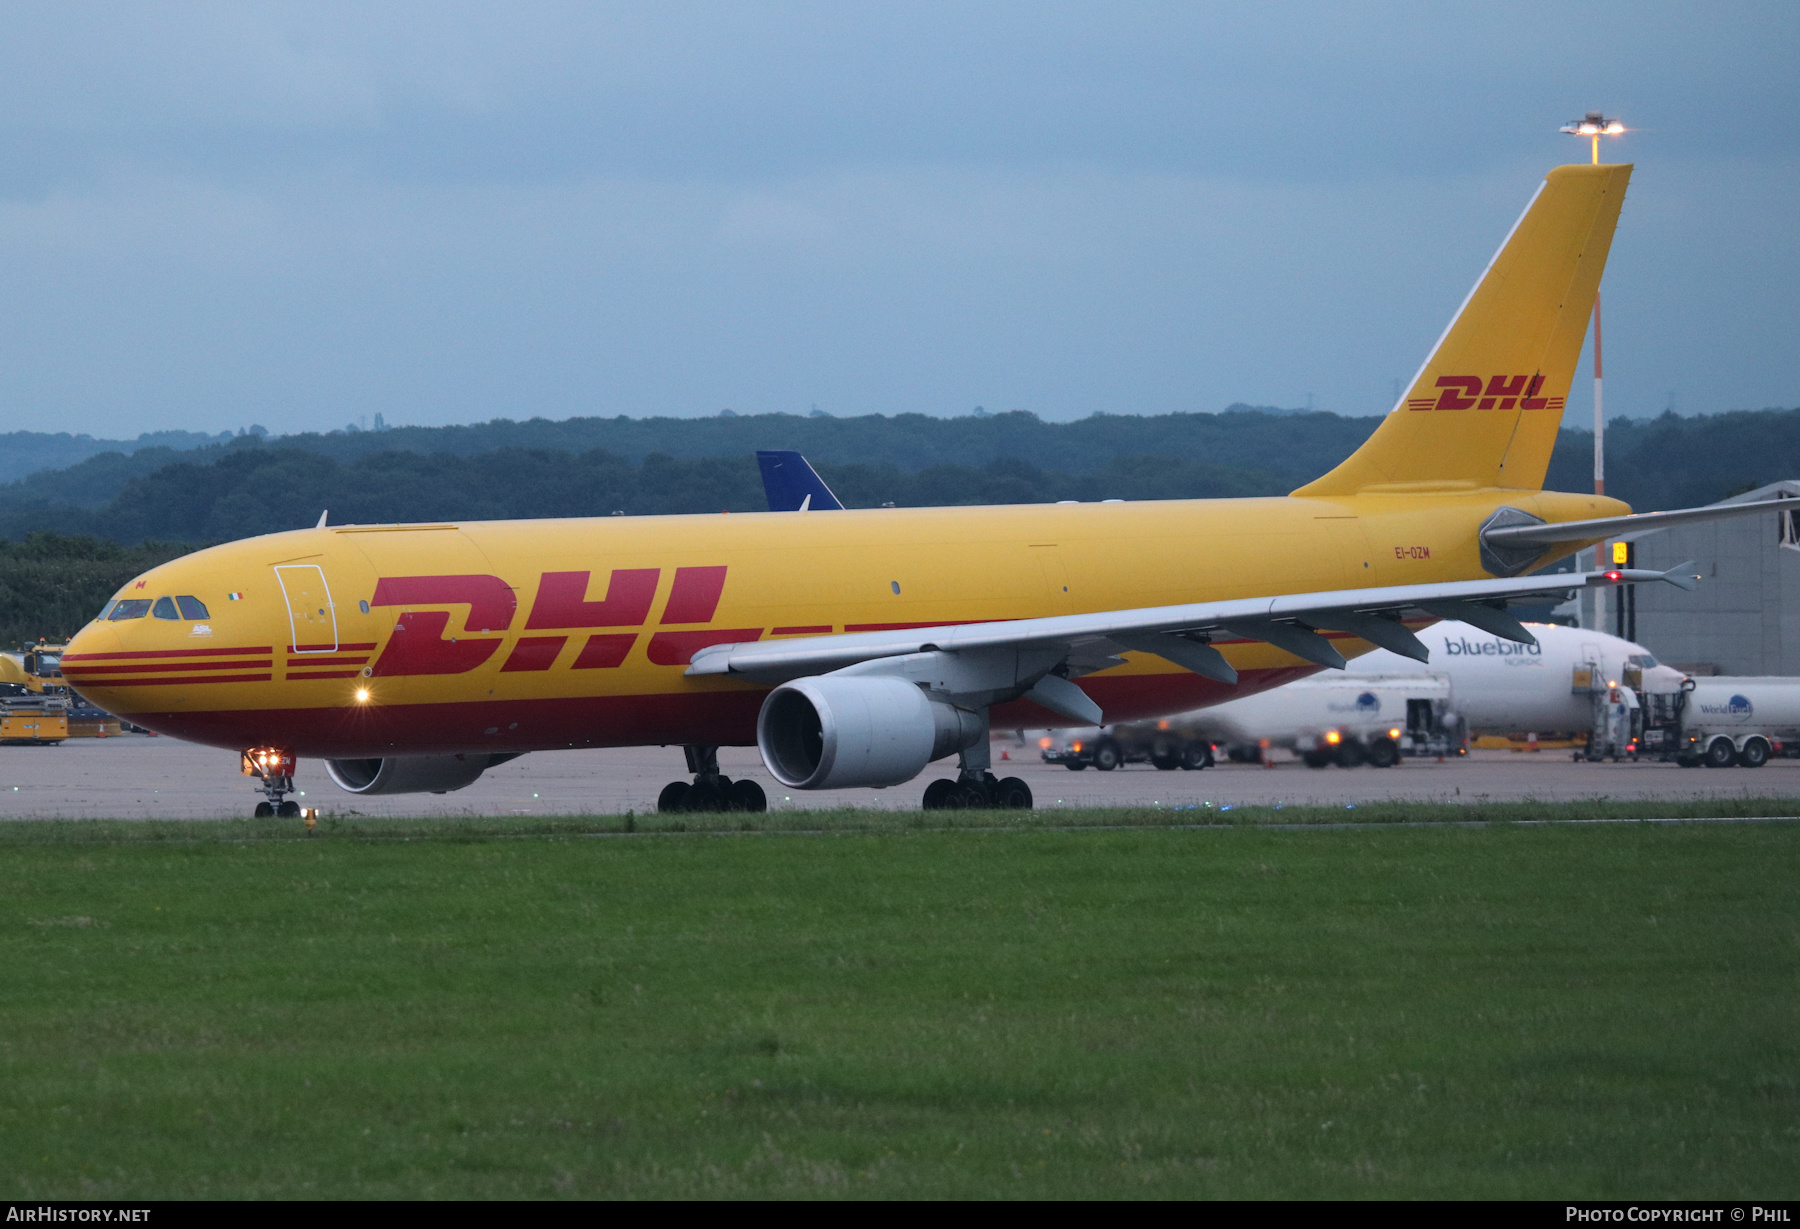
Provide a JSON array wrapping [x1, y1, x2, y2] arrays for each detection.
[[1605, 570, 1623, 582]]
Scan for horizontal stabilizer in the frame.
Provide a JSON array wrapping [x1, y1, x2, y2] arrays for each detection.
[[1482, 496, 1800, 549], [1660, 561, 1700, 592]]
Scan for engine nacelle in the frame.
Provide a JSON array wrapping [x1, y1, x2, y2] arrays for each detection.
[[757, 675, 984, 789], [323, 753, 510, 796]]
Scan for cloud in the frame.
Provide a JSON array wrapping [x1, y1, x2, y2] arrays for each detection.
[[0, 2, 1794, 436]]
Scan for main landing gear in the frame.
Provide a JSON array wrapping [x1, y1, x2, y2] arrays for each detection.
[[242, 748, 302, 818], [920, 734, 1032, 811], [657, 745, 768, 814]]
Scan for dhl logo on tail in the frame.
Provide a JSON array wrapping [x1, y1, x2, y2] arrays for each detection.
[[1404, 375, 1566, 412]]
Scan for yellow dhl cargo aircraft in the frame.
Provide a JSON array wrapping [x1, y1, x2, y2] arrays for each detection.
[[61, 163, 1799, 815]]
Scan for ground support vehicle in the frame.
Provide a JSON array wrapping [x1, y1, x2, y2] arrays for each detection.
[[1041, 724, 1214, 772], [1570, 662, 1651, 761], [0, 696, 68, 744], [1188, 675, 1461, 769], [0, 642, 120, 739], [1670, 677, 1800, 769]]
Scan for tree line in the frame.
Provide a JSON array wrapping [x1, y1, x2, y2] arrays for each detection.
[[1, 405, 1794, 644]]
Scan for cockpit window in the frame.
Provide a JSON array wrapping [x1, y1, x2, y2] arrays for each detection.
[[1629, 653, 1659, 668], [97, 600, 117, 621], [176, 595, 210, 620], [152, 596, 180, 621], [108, 599, 152, 621]]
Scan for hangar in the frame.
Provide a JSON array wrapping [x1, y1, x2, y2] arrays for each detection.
[[1616, 479, 1800, 675]]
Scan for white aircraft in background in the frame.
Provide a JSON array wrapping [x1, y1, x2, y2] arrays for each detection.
[[1044, 622, 1685, 770], [1340, 620, 1684, 738]]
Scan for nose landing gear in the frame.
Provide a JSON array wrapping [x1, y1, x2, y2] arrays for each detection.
[[657, 745, 768, 814], [242, 748, 302, 818]]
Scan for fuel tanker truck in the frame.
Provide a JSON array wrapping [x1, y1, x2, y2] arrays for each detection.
[[1673, 678, 1800, 768]]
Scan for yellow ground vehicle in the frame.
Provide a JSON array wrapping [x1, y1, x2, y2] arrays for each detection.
[[0, 642, 121, 742]]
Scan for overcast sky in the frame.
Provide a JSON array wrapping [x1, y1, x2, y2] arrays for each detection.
[[1, 2, 1795, 438]]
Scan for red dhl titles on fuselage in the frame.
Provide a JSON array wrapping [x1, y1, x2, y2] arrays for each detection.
[[62, 565, 1002, 689]]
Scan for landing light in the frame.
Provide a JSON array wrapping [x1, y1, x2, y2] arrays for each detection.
[[1325, 730, 1342, 745], [1389, 727, 1402, 739], [354, 688, 371, 703]]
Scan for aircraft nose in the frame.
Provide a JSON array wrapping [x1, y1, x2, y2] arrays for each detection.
[[62, 620, 124, 704], [65, 619, 121, 659]]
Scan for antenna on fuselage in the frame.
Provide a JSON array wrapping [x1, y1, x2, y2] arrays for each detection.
[[316, 510, 328, 529]]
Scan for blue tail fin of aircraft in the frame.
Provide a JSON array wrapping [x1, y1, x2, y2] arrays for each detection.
[[757, 450, 845, 512]]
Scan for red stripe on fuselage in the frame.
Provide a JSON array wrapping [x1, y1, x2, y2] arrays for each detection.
[[64, 646, 272, 661], [79, 673, 273, 687], [62, 659, 273, 676]]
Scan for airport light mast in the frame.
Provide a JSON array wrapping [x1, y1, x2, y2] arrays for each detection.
[[1560, 112, 1628, 632], [1561, 112, 1627, 496]]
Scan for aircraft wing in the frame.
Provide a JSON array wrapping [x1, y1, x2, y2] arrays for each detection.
[[756, 450, 845, 512], [686, 563, 1697, 721]]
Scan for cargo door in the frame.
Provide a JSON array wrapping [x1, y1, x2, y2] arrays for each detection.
[[275, 564, 338, 654]]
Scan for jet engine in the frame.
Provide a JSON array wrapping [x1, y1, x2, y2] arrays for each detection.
[[757, 675, 984, 789], [323, 752, 517, 796]]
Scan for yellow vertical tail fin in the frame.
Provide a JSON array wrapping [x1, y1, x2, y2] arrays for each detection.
[[1294, 163, 1631, 496]]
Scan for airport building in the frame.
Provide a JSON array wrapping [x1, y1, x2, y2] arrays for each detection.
[[1608, 479, 1800, 675]]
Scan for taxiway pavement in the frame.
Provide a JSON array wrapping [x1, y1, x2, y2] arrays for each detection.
[[0, 734, 1793, 819]]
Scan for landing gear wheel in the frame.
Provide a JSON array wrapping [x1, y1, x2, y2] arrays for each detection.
[[1302, 750, 1331, 769], [993, 776, 1033, 809], [1335, 741, 1366, 768], [658, 781, 692, 813], [254, 802, 275, 818], [1151, 751, 1180, 771], [686, 778, 727, 812], [1179, 743, 1211, 770], [1366, 737, 1399, 768], [1703, 738, 1737, 769], [277, 800, 301, 818], [1739, 738, 1770, 768], [729, 778, 768, 812], [1093, 741, 1120, 771], [1065, 761, 1086, 771], [952, 783, 989, 809], [922, 778, 957, 810]]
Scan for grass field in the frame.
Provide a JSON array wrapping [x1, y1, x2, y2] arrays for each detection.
[[2, 801, 1797, 1199]]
